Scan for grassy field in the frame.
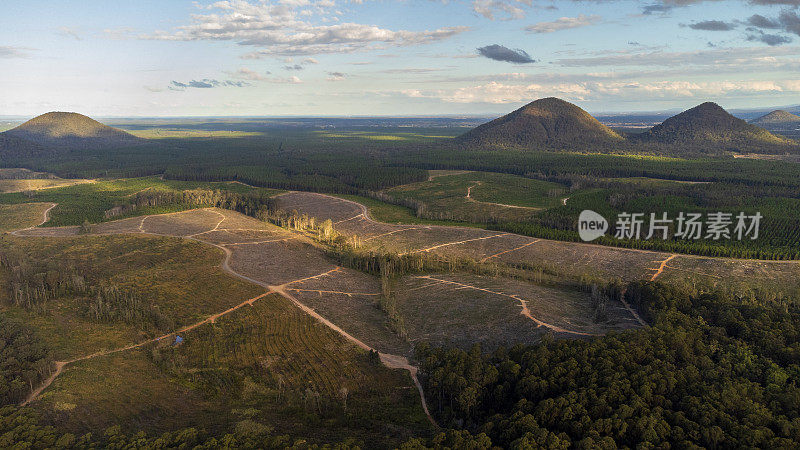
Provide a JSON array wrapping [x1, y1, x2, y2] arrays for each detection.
[[332, 193, 484, 227], [125, 128, 267, 139], [384, 171, 568, 223], [0, 176, 284, 226], [0, 203, 51, 232], [313, 130, 459, 143], [0, 178, 92, 193]]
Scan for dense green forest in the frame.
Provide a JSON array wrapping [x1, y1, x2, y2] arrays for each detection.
[[491, 181, 800, 259], [4, 129, 800, 259], [0, 317, 52, 406], [414, 281, 800, 448]]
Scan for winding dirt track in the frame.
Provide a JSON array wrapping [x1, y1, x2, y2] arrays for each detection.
[[650, 254, 678, 281], [415, 275, 597, 336], [465, 182, 539, 210], [13, 208, 437, 426]]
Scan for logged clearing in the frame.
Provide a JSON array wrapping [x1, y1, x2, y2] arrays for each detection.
[[23, 188, 789, 438], [12, 205, 644, 424], [397, 273, 638, 349], [0, 178, 93, 193], [1, 233, 263, 358], [277, 191, 800, 295], [3, 222, 429, 443]]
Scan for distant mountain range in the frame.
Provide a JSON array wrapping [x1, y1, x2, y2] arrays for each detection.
[[1, 105, 797, 160], [1, 112, 142, 151], [460, 98, 798, 154]]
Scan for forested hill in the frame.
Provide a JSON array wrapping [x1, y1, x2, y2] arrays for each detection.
[[751, 110, 800, 125], [634, 102, 796, 153], [458, 97, 624, 149], [1, 112, 143, 151], [458, 98, 799, 155]]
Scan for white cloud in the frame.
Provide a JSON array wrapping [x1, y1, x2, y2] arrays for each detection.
[[327, 71, 346, 81], [229, 67, 272, 80], [399, 79, 800, 104], [57, 27, 83, 41], [143, 0, 468, 56], [525, 15, 601, 34], [103, 27, 136, 40], [556, 45, 800, 68], [272, 75, 303, 83], [0, 46, 33, 58], [472, 0, 525, 20]]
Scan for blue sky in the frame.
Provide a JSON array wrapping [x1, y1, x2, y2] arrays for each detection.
[[3, 0, 800, 116]]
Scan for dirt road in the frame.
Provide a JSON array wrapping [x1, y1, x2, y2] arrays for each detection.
[[13, 208, 438, 426], [465, 182, 540, 210]]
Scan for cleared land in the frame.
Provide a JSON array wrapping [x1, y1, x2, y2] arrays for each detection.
[[397, 273, 638, 349], [12, 205, 640, 417], [14, 189, 799, 439], [0, 178, 93, 193], [276, 191, 800, 295], [2, 226, 429, 444]]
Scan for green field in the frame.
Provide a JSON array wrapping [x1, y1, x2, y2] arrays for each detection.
[[0, 178, 91, 193], [0, 203, 51, 232], [383, 171, 568, 223], [395, 171, 566, 207], [0, 176, 284, 226], [333, 193, 484, 227]]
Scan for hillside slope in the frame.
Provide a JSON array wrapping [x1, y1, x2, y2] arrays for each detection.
[[2, 112, 143, 150], [636, 102, 794, 152], [0, 133, 48, 159], [459, 97, 624, 149], [751, 110, 800, 125]]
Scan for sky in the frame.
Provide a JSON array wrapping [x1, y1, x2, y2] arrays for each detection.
[[3, 0, 800, 117]]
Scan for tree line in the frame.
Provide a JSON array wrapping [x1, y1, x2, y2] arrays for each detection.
[[0, 317, 52, 406], [413, 280, 800, 448], [0, 246, 172, 333]]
